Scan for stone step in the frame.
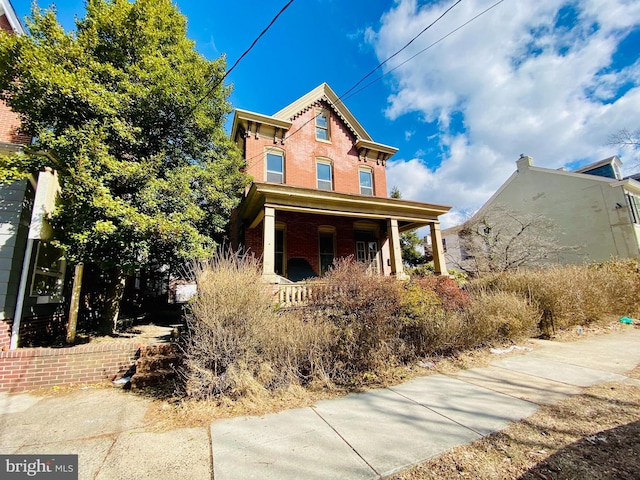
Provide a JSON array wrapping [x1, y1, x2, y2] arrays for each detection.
[[130, 370, 177, 390]]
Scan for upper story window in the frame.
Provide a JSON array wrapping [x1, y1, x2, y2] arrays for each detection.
[[627, 193, 640, 224], [316, 159, 333, 191], [315, 109, 330, 141], [359, 167, 373, 195], [266, 148, 284, 183]]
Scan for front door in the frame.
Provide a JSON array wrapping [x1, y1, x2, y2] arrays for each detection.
[[355, 230, 380, 274]]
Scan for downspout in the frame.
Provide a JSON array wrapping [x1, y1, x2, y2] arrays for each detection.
[[10, 173, 38, 349], [9, 239, 34, 349], [10, 164, 59, 349]]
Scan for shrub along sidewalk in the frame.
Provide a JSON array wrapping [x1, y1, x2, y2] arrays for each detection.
[[180, 253, 640, 404]]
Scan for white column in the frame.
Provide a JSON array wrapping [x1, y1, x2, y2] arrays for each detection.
[[387, 218, 408, 280], [430, 222, 449, 276], [262, 206, 278, 282]]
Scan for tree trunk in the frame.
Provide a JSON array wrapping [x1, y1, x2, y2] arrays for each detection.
[[100, 267, 127, 335], [66, 263, 84, 344]]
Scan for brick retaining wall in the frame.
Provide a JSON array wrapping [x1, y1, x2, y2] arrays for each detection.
[[0, 342, 141, 393]]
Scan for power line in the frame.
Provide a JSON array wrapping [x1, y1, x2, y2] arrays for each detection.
[[243, 0, 464, 169], [343, 0, 507, 102], [189, 0, 295, 116], [341, 0, 463, 100]]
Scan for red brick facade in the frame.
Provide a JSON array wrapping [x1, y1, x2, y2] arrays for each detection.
[[0, 100, 30, 145], [0, 11, 29, 146], [244, 101, 388, 197], [232, 83, 450, 281], [0, 343, 140, 393], [244, 211, 389, 277]]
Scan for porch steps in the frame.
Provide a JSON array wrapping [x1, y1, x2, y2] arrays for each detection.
[[130, 343, 182, 390]]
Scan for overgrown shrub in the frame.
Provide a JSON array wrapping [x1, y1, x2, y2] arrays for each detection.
[[414, 275, 471, 311], [183, 253, 639, 401], [397, 282, 467, 356], [463, 291, 540, 344], [466, 260, 640, 335], [182, 250, 333, 399], [309, 258, 403, 384]]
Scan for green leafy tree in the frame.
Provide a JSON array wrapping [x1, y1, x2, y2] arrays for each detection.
[[0, 0, 249, 333], [390, 186, 426, 267]]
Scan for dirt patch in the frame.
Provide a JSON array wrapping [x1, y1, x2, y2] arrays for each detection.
[[391, 366, 640, 480]]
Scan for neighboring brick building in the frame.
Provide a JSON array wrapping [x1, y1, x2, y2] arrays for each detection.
[[0, 1, 65, 350], [230, 83, 450, 282]]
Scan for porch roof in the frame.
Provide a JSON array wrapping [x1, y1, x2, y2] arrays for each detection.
[[239, 182, 452, 232]]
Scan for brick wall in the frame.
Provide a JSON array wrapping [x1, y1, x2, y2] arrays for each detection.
[[0, 14, 30, 146], [0, 342, 140, 393], [244, 211, 387, 277], [0, 100, 30, 145], [0, 319, 10, 351], [245, 101, 388, 197]]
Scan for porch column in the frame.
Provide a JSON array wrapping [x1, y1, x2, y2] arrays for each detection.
[[387, 218, 408, 280], [262, 206, 278, 282], [430, 222, 449, 276]]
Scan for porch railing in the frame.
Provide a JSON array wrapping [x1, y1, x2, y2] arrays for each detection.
[[277, 282, 333, 307]]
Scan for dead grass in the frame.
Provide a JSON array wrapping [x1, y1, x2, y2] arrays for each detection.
[[391, 366, 640, 480]]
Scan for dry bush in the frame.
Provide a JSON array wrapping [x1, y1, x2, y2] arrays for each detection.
[[182, 250, 334, 399], [467, 260, 640, 335], [463, 291, 540, 344], [309, 258, 403, 384], [398, 282, 468, 356], [414, 275, 471, 311]]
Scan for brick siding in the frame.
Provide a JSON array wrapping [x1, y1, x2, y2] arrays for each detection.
[[0, 319, 10, 351], [245, 211, 387, 276], [244, 101, 388, 197], [0, 342, 140, 393]]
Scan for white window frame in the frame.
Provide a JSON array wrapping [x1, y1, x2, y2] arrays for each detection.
[[316, 158, 333, 191], [359, 167, 374, 195], [265, 148, 285, 183], [30, 241, 66, 303], [315, 108, 330, 142]]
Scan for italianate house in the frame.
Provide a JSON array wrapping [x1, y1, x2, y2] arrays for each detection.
[[230, 83, 450, 283]]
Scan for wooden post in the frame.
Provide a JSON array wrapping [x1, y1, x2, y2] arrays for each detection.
[[66, 262, 84, 344]]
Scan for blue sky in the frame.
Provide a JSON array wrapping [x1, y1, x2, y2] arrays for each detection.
[[11, 0, 640, 227]]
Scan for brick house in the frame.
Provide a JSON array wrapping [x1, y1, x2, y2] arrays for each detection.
[[230, 83, 450, 283]]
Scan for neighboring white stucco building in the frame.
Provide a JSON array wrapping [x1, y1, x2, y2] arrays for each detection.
[[443, 155, 640, 270]]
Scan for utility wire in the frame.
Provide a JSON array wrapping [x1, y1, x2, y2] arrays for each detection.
[[340, 0, 463, 99], [343, 0, 507, 102], [188, 0, 295, 116], [246, 0, 463, 168]]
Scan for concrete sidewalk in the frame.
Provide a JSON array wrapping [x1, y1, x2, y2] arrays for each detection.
[[1, 328, 639, 479]]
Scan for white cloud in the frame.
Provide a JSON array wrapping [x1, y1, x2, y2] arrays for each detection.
[[371, 0, 640, 224]]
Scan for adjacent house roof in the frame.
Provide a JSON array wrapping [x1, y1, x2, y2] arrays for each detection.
[[0, 0, 25, 34], [443, 155, 640, 234]]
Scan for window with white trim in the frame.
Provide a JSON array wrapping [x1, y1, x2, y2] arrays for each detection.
[[316, 159, 333, 191], [30, 242, 66, 301], [315, 109, 330, 141], [266, 149, 284, 183], [359, 168, 374, 195]]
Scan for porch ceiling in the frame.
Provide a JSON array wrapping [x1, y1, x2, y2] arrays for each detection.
[[239, 182, 451, 230]]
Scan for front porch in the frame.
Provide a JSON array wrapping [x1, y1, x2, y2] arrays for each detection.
[[234, 183, 451, 283]]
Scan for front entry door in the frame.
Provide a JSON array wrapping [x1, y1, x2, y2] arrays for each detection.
[[355, 235, 380, 274]]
